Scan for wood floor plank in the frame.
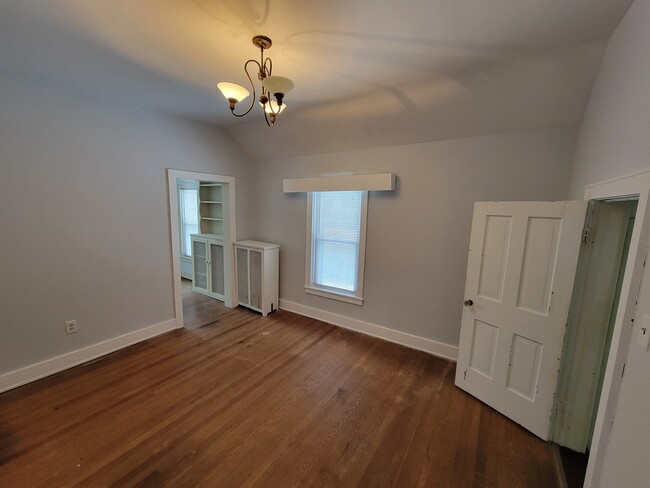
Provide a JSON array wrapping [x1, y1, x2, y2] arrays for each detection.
[[193, 334, 386, 487], [451, 395, 482, 487], [2, 312, 273, 462], [146, 330, 376, 487], [0, 281, 560, 488], [243, 337, 416, 488], [350, 353, 431, 487], [375, 357, 451, 487], [69, 316, 333, 487]]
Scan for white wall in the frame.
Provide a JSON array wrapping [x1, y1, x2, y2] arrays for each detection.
[[0, 67, 253, 376], [570, 0, 650, 198], [569, 1, 650, 486], [251, 127, 577, 349]]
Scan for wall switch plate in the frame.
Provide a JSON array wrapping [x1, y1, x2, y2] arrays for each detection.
[[65, 320, 78, 335], [638, 314, 650, 351]]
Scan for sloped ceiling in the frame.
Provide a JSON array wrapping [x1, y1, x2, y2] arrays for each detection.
[[0, 0, 634, 160]]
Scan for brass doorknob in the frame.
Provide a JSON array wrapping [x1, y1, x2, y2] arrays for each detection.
[[464, 299, 474, 307]]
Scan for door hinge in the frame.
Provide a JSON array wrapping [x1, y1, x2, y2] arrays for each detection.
[[464, 369, 468, 380], [582, 225, 592, 245]]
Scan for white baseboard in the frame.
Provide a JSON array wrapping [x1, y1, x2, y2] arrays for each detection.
[[0, 319, 177, 393], [279, 299, 458, 361]]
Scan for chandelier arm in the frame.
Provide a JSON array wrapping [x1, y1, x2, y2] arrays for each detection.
[[263, 110, 274, 127], [264, 89, 279, 115], [263, 57, 273, 77], [230, 59, 260, 117]]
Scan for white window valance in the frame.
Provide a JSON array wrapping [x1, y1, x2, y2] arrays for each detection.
[[283, 173, 395, 193]]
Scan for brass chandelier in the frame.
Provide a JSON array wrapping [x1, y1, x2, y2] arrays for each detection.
[[217, 35, 294, 127]]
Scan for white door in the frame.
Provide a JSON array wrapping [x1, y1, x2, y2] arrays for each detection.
[[455, 201, 587, 439]]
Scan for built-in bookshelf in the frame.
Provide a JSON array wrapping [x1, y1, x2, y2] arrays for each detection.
[[198, 182, 223, 236]]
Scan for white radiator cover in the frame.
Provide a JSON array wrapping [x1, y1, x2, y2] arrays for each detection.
[[235, 240, 280, 316]]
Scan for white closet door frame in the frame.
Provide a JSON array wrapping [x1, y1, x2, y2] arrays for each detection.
[[582, 169, 650, 488], [167, 169, 237, 328]]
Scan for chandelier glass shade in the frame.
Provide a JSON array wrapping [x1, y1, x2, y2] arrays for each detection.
[[216, 82, 250, 103], [217, 35, 294, 127], [260, 100, 286, 114]]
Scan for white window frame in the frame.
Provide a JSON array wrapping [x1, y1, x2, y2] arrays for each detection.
[[305, 191, 368, 305]]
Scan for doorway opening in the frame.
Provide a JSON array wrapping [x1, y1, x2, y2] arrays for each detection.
[[167, 169, 237, 330], [552, 198, 639, 486]]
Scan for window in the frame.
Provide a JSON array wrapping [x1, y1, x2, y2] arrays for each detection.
[[179, 188, 198, 257], [305, 191, 368, 305]]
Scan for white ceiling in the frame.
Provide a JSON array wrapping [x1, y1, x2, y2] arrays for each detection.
[[0, 0, 634, 159]]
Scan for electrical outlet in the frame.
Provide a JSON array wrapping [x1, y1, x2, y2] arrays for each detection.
[[65, 320, 78, 335]]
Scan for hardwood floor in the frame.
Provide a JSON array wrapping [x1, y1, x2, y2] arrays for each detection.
[[0, 298, 559, 487], [181, 278, 228, 329]]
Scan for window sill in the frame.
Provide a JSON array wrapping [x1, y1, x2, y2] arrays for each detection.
[[304, 285, 364, 306]]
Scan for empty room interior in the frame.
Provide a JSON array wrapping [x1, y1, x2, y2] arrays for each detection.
[[2, 1, 650, 487]]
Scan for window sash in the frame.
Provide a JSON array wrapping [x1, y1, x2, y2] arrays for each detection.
[[306, 191, 367, 304], [179, 188, 198, 258], [313, 239, 359, 292]]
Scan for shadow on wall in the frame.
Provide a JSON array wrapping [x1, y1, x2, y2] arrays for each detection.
[[226, 39, 605, 160]]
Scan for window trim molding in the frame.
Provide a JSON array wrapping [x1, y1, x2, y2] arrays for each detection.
[[304, 285, 364, 305], [304, 191, 368, 306]]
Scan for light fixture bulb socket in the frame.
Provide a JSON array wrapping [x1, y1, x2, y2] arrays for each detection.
[[275, 93, 284, 106], [227, 98, 237, 110]]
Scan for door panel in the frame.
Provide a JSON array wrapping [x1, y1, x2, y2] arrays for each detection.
[[469, 320, 499, 379], [209, 241, 225, 298], [192, 238, 208, 293], [478, 215, 512, 302], [516, 217, 561, 314], [456, 201, 587, 439], [506, 334, 542, 401]]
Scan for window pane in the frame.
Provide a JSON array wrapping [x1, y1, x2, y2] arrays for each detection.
[[313, 191, 362, 292], [182, 190, 198, 225], [315, 191, 361, 242], [184, 224, 199, 256], [180, 188, 198, 257], [314, 240, 358, 291]]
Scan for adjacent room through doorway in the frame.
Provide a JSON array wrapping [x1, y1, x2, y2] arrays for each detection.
[[167, 169, 238, 330]]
